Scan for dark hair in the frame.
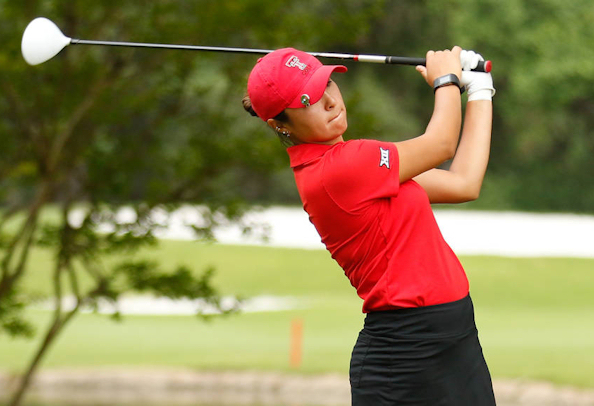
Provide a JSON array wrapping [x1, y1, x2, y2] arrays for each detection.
[[242, 93, 259, 117], [242, 93, 289, 123], [242, 93, 294, 147]]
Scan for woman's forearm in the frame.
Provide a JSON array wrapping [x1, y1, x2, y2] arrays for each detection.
[[396, 47, 464, 183], [395, 86, 462, 182], [425, 86, 462, 160], [448, 100, 493, 198]]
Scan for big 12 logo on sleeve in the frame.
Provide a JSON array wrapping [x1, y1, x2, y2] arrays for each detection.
[[379, 147, 390, 169]]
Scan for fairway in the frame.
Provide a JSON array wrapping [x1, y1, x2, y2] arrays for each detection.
[[1, 241, 594, 388]]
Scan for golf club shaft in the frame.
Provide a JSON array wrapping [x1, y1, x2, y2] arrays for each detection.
[[70, 39, 491, 72]]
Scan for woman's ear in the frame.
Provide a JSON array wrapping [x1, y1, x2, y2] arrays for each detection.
[[267, 118, 280, 132]]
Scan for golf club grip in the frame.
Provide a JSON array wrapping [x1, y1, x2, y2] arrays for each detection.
[[386, 56, 491, 72]]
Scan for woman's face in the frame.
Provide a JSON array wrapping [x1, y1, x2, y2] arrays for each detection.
[[276, 79, 347, 145]]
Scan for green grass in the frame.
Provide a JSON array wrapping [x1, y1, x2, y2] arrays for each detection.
[[1, 241, 594, 388]]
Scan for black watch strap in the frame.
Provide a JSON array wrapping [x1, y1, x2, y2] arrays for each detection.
[[433, 74, 464, 93]]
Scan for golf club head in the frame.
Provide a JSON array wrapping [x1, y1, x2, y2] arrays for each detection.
[[22, 17, 71, 65]]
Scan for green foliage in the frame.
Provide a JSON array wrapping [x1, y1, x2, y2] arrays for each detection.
[[437, 0, 594, 211], [0, 3, 391, 402], [0, 289, 35, 338], [3, 1, 593, 211]]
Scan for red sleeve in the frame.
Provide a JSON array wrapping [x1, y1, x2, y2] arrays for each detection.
[[323, 140, 400, 212]]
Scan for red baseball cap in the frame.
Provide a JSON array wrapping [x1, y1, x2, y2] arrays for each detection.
[[247, 48, 347, 121]]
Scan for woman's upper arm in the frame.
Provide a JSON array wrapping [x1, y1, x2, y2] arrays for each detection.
[[394, 133, 455, 184], [413, 168, 478, 203]]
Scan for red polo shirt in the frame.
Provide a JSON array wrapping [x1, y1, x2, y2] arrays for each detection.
[[288, 139, 469, 312]]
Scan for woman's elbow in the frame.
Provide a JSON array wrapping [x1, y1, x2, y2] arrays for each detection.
[[430, 135, 457, 162], [445, 141, 457, 160], [460, 184, 481, 202], [451, 180, 481, 203], [440, 139, 457, 162], [464, 189, 480, 202]]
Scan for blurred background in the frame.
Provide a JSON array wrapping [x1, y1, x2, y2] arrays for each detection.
[[1, 1, 593, 406]]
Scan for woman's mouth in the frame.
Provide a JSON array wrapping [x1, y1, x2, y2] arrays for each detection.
[[329, 110, 342, 123]]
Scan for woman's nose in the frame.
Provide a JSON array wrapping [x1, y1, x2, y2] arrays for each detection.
[[324, 91, 337, 109]]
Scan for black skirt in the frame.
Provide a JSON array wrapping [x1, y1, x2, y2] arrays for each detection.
[[350, 295, 496, 405]]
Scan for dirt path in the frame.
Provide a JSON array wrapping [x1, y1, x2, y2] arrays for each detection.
[[2, 369, 594, 405]]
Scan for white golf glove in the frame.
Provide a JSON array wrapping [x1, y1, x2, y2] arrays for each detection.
[[460, 50, 496, 102]]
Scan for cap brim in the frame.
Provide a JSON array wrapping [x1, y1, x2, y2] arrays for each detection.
[[287, 65, 347, 109]]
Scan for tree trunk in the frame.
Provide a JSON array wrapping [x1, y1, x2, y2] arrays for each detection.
[[7, 308, 78, 406], [0, 181, 50, 301]]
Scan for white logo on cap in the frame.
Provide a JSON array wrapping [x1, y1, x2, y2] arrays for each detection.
[[379, 147, 390, 169], [285, 56, 308, 71]]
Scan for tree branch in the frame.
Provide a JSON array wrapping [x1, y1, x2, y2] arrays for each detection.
[[0, 181, 51, 299], [67, 262, 81, 304], [0, 213, 36, 300], [0, 78, 37, 141], [47, 64, 121, 174], [8, 268, 81, 406], [7, 226, 81, 406]]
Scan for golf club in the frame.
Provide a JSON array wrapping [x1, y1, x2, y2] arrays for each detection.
[[21, 17, 492, 72]]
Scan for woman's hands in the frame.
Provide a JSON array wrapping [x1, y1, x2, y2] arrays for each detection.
[[416, 46, 462, 87], [460, 50, 496, 102], [413, 49, 494, 203]]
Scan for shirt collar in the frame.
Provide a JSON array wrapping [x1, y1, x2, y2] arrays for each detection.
[[287, 143, 341, 168]]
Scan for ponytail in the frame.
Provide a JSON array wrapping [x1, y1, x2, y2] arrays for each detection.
[[242, 93, 259, 117], [241, 93, 295, 147]]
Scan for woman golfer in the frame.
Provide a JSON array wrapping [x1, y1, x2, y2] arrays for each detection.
[[243, 46, 496, 405]]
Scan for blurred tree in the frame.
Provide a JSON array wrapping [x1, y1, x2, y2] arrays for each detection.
[[310, 0, 594, 212], [0, 1, 386, 404], [432, 0, 594, 211]]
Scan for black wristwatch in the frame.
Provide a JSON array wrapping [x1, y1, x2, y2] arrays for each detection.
[[433, 74, 464, 93]]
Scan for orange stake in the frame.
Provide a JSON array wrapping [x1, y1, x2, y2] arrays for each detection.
[[290, 318, 303, 369]]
